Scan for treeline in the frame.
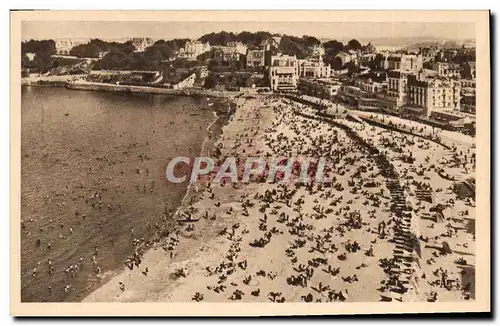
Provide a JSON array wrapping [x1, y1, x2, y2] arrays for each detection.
[[22, 39, 56, 56], [323, 39, 363, 55], [92, 39, 189, 71], [277, 35, 321, 59], [322, 39, 369, 69], [197, 31, 323, 59], [21, 34, 378, 75], [198, 31, 273, 47], [69, 39, 136, 58], [21, 39, 57, 73]]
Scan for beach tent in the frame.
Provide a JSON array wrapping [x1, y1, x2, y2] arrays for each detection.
[[441, 241, 453, 254]]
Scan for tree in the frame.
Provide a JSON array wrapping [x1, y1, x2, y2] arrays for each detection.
[[203, 74, 217, 89], [278, 35, 311, 59], [93, 49, 132, 70], [253, 31, 273, 46], [323, 40, 344, 55], [343, 61, 359, 74], [147, 40, 176, 59], [236, 31, 253, 44], [199, 31, 237, 46], [21, 39, 56, 72], [21, 39, 56, 56], [143, 39, 189, 61], [88, 39, 110, 51], [70, 43, 102, 58], [329, 56, 343, 70], [234, 31, 273, 47], [345, 39, 362, 51], [119, 40, 137, 54], [69, 39, 126, 58], [302, 35, 321, 47], [322, 40, 344, 67], [21, 54, 31, 68], [33, 52, 54, 72]]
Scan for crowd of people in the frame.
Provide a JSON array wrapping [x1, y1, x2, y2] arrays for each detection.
[[84, 94, 475, 303]]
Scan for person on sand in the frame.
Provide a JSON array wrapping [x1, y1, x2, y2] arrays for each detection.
[[377, 221, 386, 238]]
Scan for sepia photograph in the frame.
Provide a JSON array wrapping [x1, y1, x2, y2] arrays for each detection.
[[10, 10, 490, 316]]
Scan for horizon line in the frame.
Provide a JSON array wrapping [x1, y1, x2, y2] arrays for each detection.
[[21, 34, 475, 42]]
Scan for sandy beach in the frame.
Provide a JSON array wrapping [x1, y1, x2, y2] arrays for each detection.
[[83, 95, 475, 303]]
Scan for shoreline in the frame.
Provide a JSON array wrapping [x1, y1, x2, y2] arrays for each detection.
[[83, 95, 239, 302], [172, 100, 238, 219], [20, 87, 237, 302], [80, 106, 233, 301], [82, 96, 255, 302], [21, 78, 243, 99], [77, 94, 238, 302]]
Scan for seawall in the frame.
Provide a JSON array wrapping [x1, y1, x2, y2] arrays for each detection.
[[22, 78, 242, 99]]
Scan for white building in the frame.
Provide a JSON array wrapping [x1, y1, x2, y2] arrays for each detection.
[[269, 53, 299, 92], [298, 78, 341, 100], [386, 70, 409, 107], [246, 49, 266, 68], [432, 62, 461, 78], [297, 58, 331, 78], [227, 41, 247, 55], [129, 38, 155, 52], [383, 54, 423, 73], [55, 39, 87, 55], [178, 40, 211, 60], [407, 74, 461, 116], [400, 54, 423, 73]]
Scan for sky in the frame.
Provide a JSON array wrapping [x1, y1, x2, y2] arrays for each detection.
[[21, 21, 475, 43]]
